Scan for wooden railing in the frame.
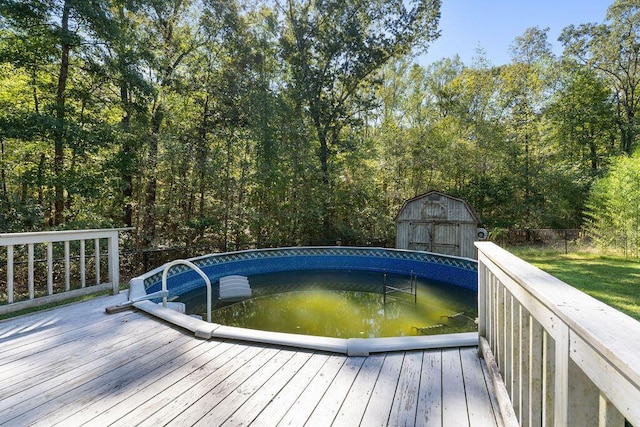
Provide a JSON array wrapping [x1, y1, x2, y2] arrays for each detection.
[[476, 242, 640, 426], [0, 228, 132, 315]]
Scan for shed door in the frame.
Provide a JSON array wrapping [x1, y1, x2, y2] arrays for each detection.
[[409, 223, 431, 251], [409, 222, 460, 256]]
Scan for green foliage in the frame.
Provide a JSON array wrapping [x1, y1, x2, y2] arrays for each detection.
[[0, 0, 638, 254], [560, 0, 640, 154], [586, 152, 640, 257]]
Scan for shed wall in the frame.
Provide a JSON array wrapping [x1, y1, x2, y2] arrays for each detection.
[[395, 192, 480, 259]]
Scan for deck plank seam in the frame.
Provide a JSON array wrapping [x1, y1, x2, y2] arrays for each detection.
[[83, 339, 241, 427], [0, 314, 154, 378], [197, 349, 301, 426], [1, 330, 195, 426], [0, 308, 138, 353], [248, 351, 331, 426], [167, 346, 283, 426], [129, 345, 274, 426], [220, 350, 316, 426], [45, 336, 217, 426]]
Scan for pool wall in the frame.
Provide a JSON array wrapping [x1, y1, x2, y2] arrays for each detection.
[[127, 247, 479, 355], [134, 247, 478, 299]]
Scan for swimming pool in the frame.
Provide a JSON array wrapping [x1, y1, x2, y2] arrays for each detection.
[[126, 247, 479, 355], [182, 270, 477, 338]]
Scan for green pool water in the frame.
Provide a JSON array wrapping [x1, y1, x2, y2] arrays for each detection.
[[184, 270, 477, 339]]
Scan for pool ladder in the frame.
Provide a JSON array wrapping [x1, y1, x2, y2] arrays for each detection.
[[161, 260, 212, 323], [383, 271, 417, 306]]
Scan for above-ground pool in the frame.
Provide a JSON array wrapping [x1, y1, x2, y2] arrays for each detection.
[[127, 247, 479, 355], [181, 270, 477, 338]]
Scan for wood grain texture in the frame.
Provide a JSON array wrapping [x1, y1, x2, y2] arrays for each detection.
[[0, 293, 502, 427]]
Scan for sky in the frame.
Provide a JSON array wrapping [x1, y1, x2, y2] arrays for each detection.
[[418, 0, 614, 67]]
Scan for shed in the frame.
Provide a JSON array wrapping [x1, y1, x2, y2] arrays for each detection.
[[395, 191, 483, 259]]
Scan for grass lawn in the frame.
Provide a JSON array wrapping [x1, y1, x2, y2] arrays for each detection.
[[507, 246, 640, 322]]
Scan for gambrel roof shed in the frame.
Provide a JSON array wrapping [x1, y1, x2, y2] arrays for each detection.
[[395, 191, 482, 259]]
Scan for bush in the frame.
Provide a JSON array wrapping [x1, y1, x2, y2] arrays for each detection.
[[586, 152, 640, 257]]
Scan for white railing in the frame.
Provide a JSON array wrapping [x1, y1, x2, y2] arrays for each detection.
[[476, 242, 640, 426], [0, 228, 132, 315]]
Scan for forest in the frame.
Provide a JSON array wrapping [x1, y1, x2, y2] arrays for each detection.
[[1, 0, 639, 255]]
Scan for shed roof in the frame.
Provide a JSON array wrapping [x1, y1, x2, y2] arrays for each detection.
[[395, 190, 481, 223]]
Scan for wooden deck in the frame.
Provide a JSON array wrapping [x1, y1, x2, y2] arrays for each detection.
[[0, 293, 505, 426]]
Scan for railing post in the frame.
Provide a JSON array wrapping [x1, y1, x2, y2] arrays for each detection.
[[80, 239, 86, 288], [28, 243, 34, 299], [528, 317, 543, 426], [108, 232, 120, 295], [7, 245, 14, 304], [554, 323, 569, 426], [477, 261, 487, 338], [47, 242, 53, 295], [94, 238, 101, 286], [64, 241, 70, 291], [599, 393, 624, 426]]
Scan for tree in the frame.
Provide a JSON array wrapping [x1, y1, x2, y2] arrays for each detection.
[[0, 0, 118, 224], [560, 0, 640, 154], [101, 2, 155, 228], [278, 0, 441, 235], [546, 61, 616, 173], [586, 152, 640, 257], [498, 27, 555, 227], [135, 0, 205, 251]]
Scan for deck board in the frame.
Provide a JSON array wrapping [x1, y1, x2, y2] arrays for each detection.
[[441, 345, 470, 426], [305, 355, 367, 426], [460, 347, 500, 427], [3, 329, 192, 425], [248, 353, 331, 426], [332, 353, 386, 425], [276, 355, 347, 426], [0, 319, 149, 392], [80, 341, 239, 427], [219, 350, 314, 426], [0, 294, 504, 426], [416, 350, 443, 426], [388, 351, 423, 426], [360, 352, 405, 426]]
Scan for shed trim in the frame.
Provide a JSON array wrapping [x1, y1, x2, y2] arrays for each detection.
[[394, 190, 481, 224]]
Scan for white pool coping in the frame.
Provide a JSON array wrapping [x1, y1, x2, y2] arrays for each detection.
[[132, 300, 479, 356]]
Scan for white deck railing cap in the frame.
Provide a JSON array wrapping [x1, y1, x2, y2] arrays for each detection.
[[0, 228, 134, 245], [476, 241, 640, 390]]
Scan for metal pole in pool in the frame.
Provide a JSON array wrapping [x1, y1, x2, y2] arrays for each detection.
[[413, 271, 417, 305], [383, 272, 387, 305]]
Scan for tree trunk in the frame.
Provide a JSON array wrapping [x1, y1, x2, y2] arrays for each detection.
[[120, 84, 134, 227], [589, 136, 598, 172], [315, 118, 330, 186], [141, 104, 162, 254], [0, 139, 7, 205], [623, 104, 635, 155], [197, 96, 209, 238], [53, 1, 71, 225], [32, 68, 39, 114]]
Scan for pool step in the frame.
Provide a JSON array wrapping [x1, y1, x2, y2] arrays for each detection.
[[219, 275, 252, 301]]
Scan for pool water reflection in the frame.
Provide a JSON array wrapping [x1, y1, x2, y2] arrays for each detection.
[[181, 270, 477, 339]]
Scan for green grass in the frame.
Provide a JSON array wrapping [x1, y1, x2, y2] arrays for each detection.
[[507, 247, 640, 321]]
